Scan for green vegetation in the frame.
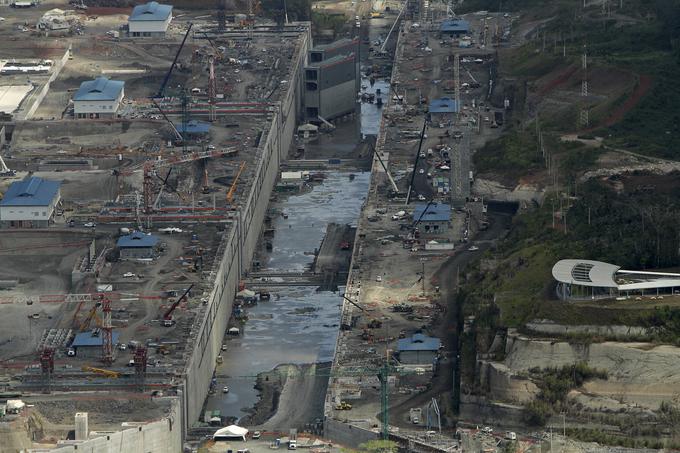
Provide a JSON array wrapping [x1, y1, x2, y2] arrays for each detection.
[[311, 11, 346, 36], [260, 0, 311, 22], [466, 176, 680, 327], [473, 130, 542, 182], [523, 363, 607, 425]]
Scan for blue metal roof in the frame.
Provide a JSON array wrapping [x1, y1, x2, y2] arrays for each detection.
[[0, 177, 60, 207], [397, 333, 441, 352], [72, 331, 121, 347], [412, 203, 451, 222], [429, 97, 459, 114], [179, 120, 211, 134], [129, 1, 173, 21], [74, 77, 124, 102], [440, 19, 470, 33], [117, 232, 159, 248]]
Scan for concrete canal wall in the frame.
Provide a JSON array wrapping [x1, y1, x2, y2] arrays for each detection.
[[178, 28, 311, 437]]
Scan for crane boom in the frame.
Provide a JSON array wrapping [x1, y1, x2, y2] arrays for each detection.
[[226, 162, 246, 203], [150, 98, 183, 142], [157, 23, 194, 99], [0, 155, 15, 176], [373, 150, 399, 193], [82, 366, 120, 378], [163, 284, 194, 320]]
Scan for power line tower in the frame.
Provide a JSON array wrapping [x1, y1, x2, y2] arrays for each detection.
[[216, 0, 226, 32], [579, 45, 589, 127], [134, 346, 148, 392], [454, 53, 461, 120], [101, 297, 113, 365], [208, 56, 217, 122], [40, 348, 55, 393]]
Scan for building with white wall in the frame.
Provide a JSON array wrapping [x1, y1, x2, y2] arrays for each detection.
[[73, 77, 124, 119], [128, 1, 173, 37], [0, 176, 61, 228]]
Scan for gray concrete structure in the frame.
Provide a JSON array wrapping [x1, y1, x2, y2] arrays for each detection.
[[304, 38, 359, 122], [177, 26, 311, 436]]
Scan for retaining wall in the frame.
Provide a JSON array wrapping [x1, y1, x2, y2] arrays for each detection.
[[42, 398, 182, 453], [178, 27, 311, 437], [21, 44, 70, 121]]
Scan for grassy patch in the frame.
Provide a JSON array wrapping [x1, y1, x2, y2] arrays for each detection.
[[473, 130, 542, 183]]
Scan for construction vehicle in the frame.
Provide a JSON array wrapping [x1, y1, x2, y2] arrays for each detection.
[[201, 168, 210, 194], [335, 401, 352, 410], [227, 162, 246, 203], [82, 366, 120, 378], [0, 156, 16, 177], [79, 302, 103, 331], [162, 284, 193, 326]]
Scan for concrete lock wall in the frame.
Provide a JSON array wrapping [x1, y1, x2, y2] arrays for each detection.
[[52, 398, 182, 453], [179, 28, 311, 436], [324, 418, 379, 449], [22, 45, 71, 120]]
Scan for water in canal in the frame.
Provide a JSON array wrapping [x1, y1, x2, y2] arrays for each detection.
[[205, 171, 370, 420]]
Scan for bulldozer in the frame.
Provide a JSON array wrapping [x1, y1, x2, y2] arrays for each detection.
[[335, 401, 352, 410]]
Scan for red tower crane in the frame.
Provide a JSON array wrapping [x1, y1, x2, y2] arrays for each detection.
[[101, 297, 113, 365]]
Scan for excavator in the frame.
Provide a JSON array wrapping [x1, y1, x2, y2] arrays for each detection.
[[201, 168, 211, 194]]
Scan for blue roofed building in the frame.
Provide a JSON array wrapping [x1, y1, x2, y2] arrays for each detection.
[[440, 19, 470, 35], [412, 203, 451, 234], [429, 97, 459, 123], [397, 333, 441, 365], [71, 330, 121, 358], [128, 1, 173, 37], [0, 177, 61, 228], [73, 77, 125, 119], [117, 232, 160, 259]]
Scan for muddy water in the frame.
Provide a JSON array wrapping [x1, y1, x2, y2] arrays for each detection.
[[205, 172, 370, 421]]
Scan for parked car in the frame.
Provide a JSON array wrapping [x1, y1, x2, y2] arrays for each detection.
[[84, 222, 96, 228]]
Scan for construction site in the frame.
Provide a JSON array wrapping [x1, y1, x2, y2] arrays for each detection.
[[0, 0, 319, 447], [3, 0, 674, 448]]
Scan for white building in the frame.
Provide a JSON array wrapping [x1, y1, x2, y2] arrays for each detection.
[[553, 259, 680, 300], [128, 1, 173, 37], [73, 77, 124, 119], [0, 176, 61, 228]]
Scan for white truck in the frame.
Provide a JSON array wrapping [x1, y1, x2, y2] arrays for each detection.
[[409, 407, 422, 424]]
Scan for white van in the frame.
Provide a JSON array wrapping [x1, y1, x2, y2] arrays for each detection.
[[288, 439, 297, 450]]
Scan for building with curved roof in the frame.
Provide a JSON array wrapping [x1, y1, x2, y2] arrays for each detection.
[[552, 259, 680, 300]]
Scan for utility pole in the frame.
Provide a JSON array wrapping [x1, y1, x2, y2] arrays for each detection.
[[579, 45, 589, 127], [454, 53, 461, 120]]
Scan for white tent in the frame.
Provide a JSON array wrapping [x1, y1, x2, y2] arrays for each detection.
[[6, 399, 25, 414], [213, 424, 248, 441]]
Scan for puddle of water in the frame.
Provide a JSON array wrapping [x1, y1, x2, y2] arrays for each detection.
[[360, 77, 391, 136], [205, 172, 370, 420]]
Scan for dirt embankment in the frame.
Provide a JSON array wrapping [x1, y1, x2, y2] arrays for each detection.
[[240, 362, 331, 431]]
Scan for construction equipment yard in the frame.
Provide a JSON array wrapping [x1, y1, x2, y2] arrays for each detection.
[[0, 0, 317, 448]]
